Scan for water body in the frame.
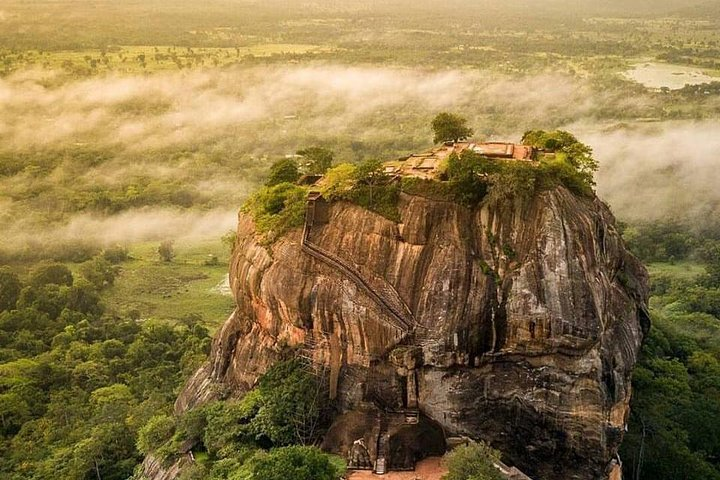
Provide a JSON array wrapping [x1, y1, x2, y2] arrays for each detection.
[[624, 62, 714, 90]]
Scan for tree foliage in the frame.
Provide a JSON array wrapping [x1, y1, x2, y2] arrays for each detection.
[[620, 230, 720, 479], [0, 268, 21, 312], [522, 130, 598, 187], [29, 263, 73, 288], [442, 442, 504, 480], [242, 182, 307, 242], [320, 163, 357, 198], [0, 264, 210, 480], [248, 446, 341, 480], [266, 158, 301, 187], [297, 147, 334, 175], [431, 112, 474, 144], [141, 359, 331, 477]]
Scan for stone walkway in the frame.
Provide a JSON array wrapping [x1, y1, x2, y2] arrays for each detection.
[[346, 457, 446, 480]]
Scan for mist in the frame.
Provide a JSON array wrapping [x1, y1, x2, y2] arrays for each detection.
[[590, 121, 720, 223], [2, 64, 719, 251], [5, 208, 238, 247], [0, 66, 594, 152]]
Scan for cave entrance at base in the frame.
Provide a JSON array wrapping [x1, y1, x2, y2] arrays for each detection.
[[346, 408, 446, 475], [346, 362, 445, 475]]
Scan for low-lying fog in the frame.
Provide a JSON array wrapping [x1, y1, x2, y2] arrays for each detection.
[[2, 65, 718, 249]]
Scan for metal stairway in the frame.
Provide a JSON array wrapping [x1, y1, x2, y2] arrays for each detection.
[[301, 197, 415, 334]]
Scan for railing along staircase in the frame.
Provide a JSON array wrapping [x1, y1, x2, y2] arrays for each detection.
[[301, 195, 415, 334], [297, 330, 325, 373]]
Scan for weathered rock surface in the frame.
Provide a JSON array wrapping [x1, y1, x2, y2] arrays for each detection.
[[169, 187, 649, 480], [141, 454, 191, 480]]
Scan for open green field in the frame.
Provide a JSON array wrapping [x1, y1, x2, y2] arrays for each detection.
[[103, 240, 235, 331]]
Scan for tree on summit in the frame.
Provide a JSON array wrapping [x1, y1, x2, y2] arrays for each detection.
[[431, 112, 474, 144], [266, 158, 300, 187], [297, 147, 334, 175]]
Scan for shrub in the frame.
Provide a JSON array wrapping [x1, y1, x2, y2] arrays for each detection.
[[347, 183, 400, 221], [522, 130, 598, 188], [137, 414, 177, 454], [486, 163, 538, 203], [241, 183, 307, 242], [204, 254, 219, 266], [158, 241, 175, 262], [102, 245, 130, 264], [0, 267, 21, 312], [266, 158, 300, 186], [79, 256, 120, 290], [321, 163, 357, 199], [29, 263, 74, 288], [247, 446, 341, 480], [202, 395, 260, 457], [442, 442, 503, 480], [401, 177, 456, 202]]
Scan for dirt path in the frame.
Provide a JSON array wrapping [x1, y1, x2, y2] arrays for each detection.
[[347, 457, 446, 480]]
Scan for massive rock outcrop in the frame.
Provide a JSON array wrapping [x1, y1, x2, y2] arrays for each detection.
[[171, 186, 649, 480]]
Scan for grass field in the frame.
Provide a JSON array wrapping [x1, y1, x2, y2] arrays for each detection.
[[103, 239, 235, 331]]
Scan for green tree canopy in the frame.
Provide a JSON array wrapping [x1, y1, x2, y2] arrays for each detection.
[[79, 257, 119, 290], [266, 158, 300, 187], [297, 147, 334, 175], [431, 112, 474, 144], [242, 183, 307, 241], [353, 159, 385, 187], [29, 263, 73, 288], [0, 267, 21, 312], [442, 442, 504, 480], [248, 446, 340, 480], [137, 414, 176, 455], [522, 130, 598, 186], [321, 163, 357, 199]]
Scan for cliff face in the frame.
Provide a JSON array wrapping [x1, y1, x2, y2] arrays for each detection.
[[173, 187, 649, 480]]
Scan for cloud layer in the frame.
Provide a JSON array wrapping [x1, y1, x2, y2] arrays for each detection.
[[590, 121, 720, 224], [0, 66, 595, 152], [2, 64, 719, 250]]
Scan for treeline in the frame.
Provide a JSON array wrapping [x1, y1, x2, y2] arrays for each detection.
[[0, 257, 210, 480], [623, 221, 720, 266]]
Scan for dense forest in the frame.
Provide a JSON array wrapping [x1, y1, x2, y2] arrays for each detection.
[[0, 257, 210, 479], [620, 223, 720, 479]]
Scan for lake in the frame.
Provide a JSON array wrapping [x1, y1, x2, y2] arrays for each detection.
[[624, 62, 714, 90]]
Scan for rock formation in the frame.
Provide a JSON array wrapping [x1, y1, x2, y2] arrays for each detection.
[[169, 185, 649, 480]]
